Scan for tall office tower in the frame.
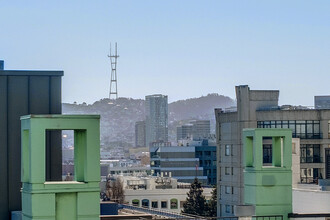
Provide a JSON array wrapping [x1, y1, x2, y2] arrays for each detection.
[[145, 94, 168, 146], [315, 96, 330, 109], [215, 85, 330, 217], [135, 120, 146, 147], [191, 120, 211, 140]]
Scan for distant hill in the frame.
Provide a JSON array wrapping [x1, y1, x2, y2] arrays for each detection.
[[62, 94, 235, 146]]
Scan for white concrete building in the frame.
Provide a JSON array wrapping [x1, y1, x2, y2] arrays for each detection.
[[113, 175, 213, 213]]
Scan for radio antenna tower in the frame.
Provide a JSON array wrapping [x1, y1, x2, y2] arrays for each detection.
[[108, 42, 119, 99]]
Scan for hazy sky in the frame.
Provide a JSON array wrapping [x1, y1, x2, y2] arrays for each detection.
[[1, 1, 329, 106]]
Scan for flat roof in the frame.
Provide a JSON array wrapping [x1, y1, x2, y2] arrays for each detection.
[[0, 70, 64, 76]]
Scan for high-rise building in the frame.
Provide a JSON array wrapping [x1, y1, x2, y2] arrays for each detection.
[[145, 94, 168, 146], [215, 85, 330, 216], [135, 120, 146, 147]]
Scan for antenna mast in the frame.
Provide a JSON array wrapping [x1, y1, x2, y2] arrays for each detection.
[[108, 42, 119, 99]]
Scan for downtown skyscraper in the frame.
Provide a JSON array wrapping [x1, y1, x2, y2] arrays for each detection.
[[145, 94, 168, 146]]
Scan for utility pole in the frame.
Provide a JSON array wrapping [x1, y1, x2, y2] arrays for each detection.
[[108, 43, 119, 99]]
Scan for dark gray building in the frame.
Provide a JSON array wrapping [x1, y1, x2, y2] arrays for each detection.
[[0, 60, 63, 219], [315, 96, 330, 109]]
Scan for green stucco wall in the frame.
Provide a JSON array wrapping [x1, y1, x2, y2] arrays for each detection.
[[21, 115, 100, 220], [243, 128, 292, 219]]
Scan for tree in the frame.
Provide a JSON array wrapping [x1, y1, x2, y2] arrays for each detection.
[[105, 176, 125, 203], [182, 178, 206, 216], [205, 187, 217, 217]]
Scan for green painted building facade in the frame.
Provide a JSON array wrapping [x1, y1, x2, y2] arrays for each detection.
[[243, 128, 292, 219], [21, 115, 100, 220]]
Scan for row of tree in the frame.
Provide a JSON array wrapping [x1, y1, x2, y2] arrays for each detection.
[[182, 178, 217, 217]]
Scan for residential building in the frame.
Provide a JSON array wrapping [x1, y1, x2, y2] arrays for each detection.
[[315, 96, 330, 109], [215, 85, 330, 216], [135, 120, 146, 147], [145, 94, 168, 146]]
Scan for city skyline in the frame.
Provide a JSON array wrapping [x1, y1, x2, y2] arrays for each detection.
[[1, 1, 329, 106]]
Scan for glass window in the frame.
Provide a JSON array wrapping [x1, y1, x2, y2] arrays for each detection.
[[161, 201, 167, 209], [225, 145, 231, 156], [314, 122, 320, 133], [225, 205, 231, 213], [225, 186, 233, 194], [263, 144, 272, 164], [225, 167, 231, 175], [170, 199, 178, 209], [152, 201, 158, 208], [300, 144, 321, 163], [282, 121, 289, 128], [142, 199, 149, 208], [132, 199, 139, 206]]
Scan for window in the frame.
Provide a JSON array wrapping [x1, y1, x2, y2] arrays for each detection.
[[300, 168, 319, 183], [170, 199, 178, 209], [151, 201, 158, 208], [161, 201, 167, 209], [263, 144, 272, 164], [225, 205, 231, 213], [225, 186, 233, 194], [300, 144, 321, 163], [257, 120, 321, 139], [132, 199, 139, 206], [225, 145, 231, 156], [142, 199, 149, 208], [225, 167, 231, 175]]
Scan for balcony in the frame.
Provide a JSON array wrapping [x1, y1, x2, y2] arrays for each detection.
[[300, 156, 322, 163]]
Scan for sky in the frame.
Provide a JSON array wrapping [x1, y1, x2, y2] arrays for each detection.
[[0, 1, 329, 106]]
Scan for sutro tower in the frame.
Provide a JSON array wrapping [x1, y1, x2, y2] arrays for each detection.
[[108, 42, 119, 99]]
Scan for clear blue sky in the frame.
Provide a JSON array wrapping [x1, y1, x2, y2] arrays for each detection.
[[1, 1, 329, 106]]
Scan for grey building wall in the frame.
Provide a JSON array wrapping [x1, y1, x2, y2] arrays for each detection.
[[0, 62, 63, 219]]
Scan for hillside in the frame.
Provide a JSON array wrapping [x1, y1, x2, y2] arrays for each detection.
[[62, 94, 235, 146]]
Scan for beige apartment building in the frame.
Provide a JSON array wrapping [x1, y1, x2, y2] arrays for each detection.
[[215, 85, 330, 216]]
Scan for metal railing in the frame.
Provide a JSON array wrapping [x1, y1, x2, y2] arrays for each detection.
[[300, 156, 322, 163], [121, 204, 196, 219]]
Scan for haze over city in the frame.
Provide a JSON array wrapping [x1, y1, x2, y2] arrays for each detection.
[[1, 1, 330, 105]]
